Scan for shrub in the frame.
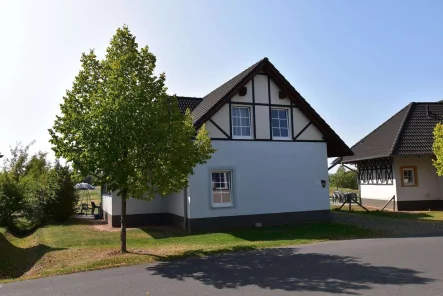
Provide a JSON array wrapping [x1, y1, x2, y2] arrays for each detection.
[[0, 173, 24, 227], [0, 143, 79, 228]]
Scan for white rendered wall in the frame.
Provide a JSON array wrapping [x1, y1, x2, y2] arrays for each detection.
[[102, 193, 113, 214], [359, 183, 396, 201], [189, 140, 329, 219]]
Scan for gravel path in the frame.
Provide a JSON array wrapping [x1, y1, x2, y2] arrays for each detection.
[[331, 211, 443, 236]]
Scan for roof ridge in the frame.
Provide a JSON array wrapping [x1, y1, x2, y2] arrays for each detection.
[[175, 96, 202, 100], [389, 102, 414, 155]]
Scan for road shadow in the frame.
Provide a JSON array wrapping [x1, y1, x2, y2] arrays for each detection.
[[0, 232, 63, 280], [147, 248, 434, 294]]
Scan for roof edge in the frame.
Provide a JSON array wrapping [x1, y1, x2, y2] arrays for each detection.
[[389, 102, 414, 155], [193, 58, 268, 128]]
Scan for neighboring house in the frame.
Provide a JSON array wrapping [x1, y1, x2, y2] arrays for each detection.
[[102, 57, 352, 232], [333, 102, 443, 211]]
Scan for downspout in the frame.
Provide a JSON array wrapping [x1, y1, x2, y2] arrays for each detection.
[[183, 187, 189, 232]]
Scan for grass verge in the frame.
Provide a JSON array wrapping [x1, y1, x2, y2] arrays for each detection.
[[0, 219, 374, 283]]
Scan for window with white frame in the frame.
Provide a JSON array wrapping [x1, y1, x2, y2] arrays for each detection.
[[401, 166, 417, 187], [232, 106, 252, 138], [211, 171, 233, 207], [271, 109, 290, 139]]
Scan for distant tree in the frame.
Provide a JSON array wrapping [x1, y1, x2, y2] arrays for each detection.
[[433, 123, 443, 175], [329, 165, 357, 190], [49, 26, 215, 253]]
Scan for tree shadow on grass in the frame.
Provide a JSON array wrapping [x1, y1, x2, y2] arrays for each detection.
[[0, 232, 64, 280], [147, 248, 434, 294]]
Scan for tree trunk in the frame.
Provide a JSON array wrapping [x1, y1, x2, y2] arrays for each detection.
[[120, 189, 127, 253]]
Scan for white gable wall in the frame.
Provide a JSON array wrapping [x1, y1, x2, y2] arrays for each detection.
[[255, 105, 270, 139], [205, 103, 230, 139], [206, 74, 324, 141], [205, 121, 228, 139], [254, 75, 268, 104], [231, 80, 253, 103], [269, 79, 290, 105]]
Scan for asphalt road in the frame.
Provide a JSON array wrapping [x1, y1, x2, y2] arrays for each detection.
[[2, 236, 443, 296]]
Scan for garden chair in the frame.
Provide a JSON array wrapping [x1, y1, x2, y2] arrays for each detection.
[[91, 201, 100, 216], [80, 203, 91, 216], [332, 192, 339, 203]]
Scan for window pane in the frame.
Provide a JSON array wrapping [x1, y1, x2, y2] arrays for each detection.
[[220, 173, 225, 183], [242, 127, 251, 136], [272, 128, 281, 137], [241, 117, 249, 127], [280, 120, 288, 128], [279, 110, 287, 119], [233, 127, 241, 136], [233, 108, 239, 116], [233, 117, 240, 126], [213, 193, 222, 204], [240, 108, 249, 117], [271, 119, 279, 128], [271, 109, 278, 118], [221, 193, 231, 203], [281, 129, 289, 137]]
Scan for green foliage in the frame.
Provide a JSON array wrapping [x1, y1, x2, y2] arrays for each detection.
[[49, 26, 214, 202], [48, 25, 214, 252], [0, 143, 78, 229], [433, 123, 443, 176], [329, 165, 358, 190], [0, 174, 24, 226]]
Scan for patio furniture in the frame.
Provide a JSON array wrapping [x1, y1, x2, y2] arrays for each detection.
[[91, 201, 100, 216], [80, 203, 91, 216]]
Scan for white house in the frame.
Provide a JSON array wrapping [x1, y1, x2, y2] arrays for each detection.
[[333, 102, 443, 211], [102, 57, 352, 232]]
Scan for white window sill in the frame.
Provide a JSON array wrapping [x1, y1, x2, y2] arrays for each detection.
[[232, 136, 253, 140], [212, 203, 234, 208], [272, 137, 292, 141]]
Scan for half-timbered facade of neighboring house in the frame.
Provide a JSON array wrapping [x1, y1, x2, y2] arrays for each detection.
[[334, 102, 443, 211]]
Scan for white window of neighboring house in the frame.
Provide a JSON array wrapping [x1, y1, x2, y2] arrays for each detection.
[[271, 109, 290, 139], [211, 171, 233, 207], [232, 106, 252, 139], [401, 166, 417, 187]]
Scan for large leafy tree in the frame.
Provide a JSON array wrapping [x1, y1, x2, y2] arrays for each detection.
[[432, 123, 443, 175], [49, 26, 215, 253], [329, 165, 357, 190]]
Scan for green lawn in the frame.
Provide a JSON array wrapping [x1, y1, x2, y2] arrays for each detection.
[[0, 219, 373, 283], [332, 205, 443, 221]]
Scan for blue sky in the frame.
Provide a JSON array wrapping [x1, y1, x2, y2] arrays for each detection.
[[1, 0, 443, 168]]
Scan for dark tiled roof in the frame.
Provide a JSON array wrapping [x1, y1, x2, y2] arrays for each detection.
[[394, 103, 443, 155], [336, 102, 443, 164], [176, 96, 202, 113], [191, 58, 267, 125]]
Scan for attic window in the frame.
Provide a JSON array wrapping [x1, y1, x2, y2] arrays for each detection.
[[232, 106, 252, 139]]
